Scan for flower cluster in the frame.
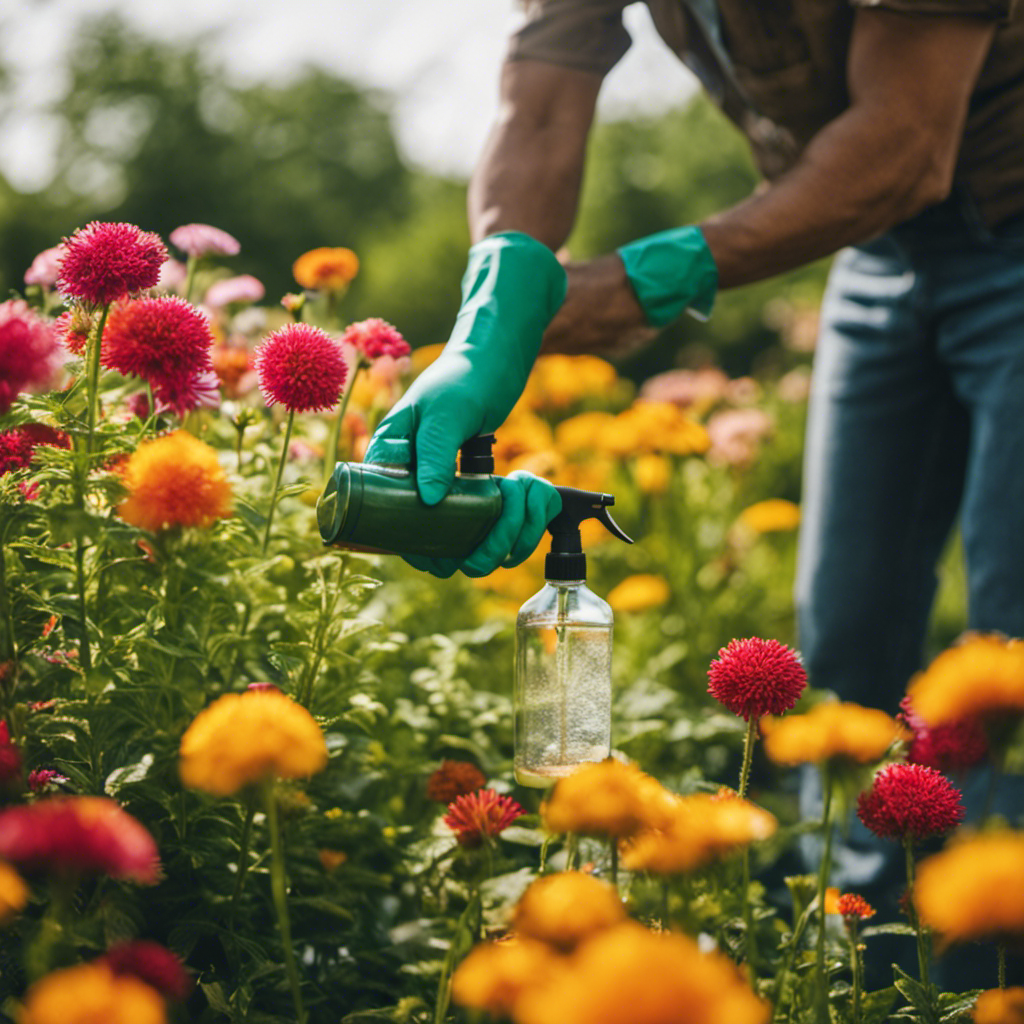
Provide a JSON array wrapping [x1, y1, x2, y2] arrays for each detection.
[[856, 763, 964, 842], [179, 689, 328, 796], [708, 636, 807, 720], [442, 789, 524, 848], [0, 797, 160, 883], [118, 431, 232, 532], [58, 221, 167, 307], [255, 323, 348, 413]]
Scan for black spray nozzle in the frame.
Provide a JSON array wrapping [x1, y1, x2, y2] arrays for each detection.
[[459, 433, 495, 475], [545, 486, 633, 581]]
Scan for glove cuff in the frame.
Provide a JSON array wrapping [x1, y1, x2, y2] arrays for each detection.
[[617, 225, 718, 327]]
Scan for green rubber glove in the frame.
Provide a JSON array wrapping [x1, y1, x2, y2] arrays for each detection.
[[617, 225, 718, 327], [365, 230, 567, 505]]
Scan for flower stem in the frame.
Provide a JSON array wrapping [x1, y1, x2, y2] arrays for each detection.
[[229, 796, 257, 932], [262, 409, 295, 555], [85, 304, 110, 458], [609, 838, 618, 888], [0, 540, 16, 665], [74, 538, 91, 671], [999, 944, 1007, 989], [903, 841, 931, 989], [183, 256, 198, 303], [738, 715, 757, 798], [743, 845, 757, 985], [848, 922, 862, 1024], [323, 361, 362, 487], [815, 766, 835, 1017], [566, 832, 579, 872], [264, 783, 306, 1024]]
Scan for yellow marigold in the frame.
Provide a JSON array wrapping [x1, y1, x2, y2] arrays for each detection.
[[118, 431, 232, 532], [0, 860, 28, 923], [20, 962, 166, 1024], [410, 342, 444, 373], [452, 937, 564, 1018], [632, 454, 672, 495], [513, 872, 626, 951], [906, 634, 1024, 727], [761, 702, 907, 766], [914, 831, 1024, 944], [508, 449, 564, 481], [736, 499, 801, 534], [525, 354, 618, 410], [542, 760, 675, 839], [622, 401, 712, 458], [974, 988, 1024, 1024], [292, 246, 359, 291], [493, 413, 555, 472], [622, 792, 777, 875], [555, 412, 618, 456], [515, 922, 770, 1024], [179, 689, 328, 796], [606, 574, 671, 614]]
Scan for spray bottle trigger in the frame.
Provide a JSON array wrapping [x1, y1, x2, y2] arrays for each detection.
[[597, 505, 633, 545]]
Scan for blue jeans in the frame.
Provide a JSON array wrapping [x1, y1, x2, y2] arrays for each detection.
[[794, 194, 1024, 989], [797, 193, 1024, 710]]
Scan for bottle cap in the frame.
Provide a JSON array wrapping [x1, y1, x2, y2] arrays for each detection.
[[545, 486, 632, 581]]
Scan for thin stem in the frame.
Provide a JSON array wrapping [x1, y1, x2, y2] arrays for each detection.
[[815, 767, 835, 1017], [183, 256, 198, 304], [609, 839, 618, 889], [265, 783, 306, 1024], [743, 845, 757, 985], [74, 538, 91, 671], [904, 840, 931, 990], [85, 305, 110, 457], [0, 541, 16, 665], [229, 796, 257, 931], [998, 944, 1007, 989], [738, 715, 757, 798], [261, 409, 296, 555], [566, 832, 579, 872], [849, 922, 862, 1024], [323, 361, 362, 487]]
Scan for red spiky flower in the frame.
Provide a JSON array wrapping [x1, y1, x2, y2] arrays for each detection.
[[254, 323, 348, 413], [0, 300, 61, 414], [898, 696, 988, 773], [856, 763, 964, 843], [707, 637, 807, 720], [0, 424, 69, 477], [57, 221, 167, 307], [101, 297, 215, 413], [342, 317, 410, 362], [103, 941, 193, 1001], [442, 789, 525, 848], [427, 760, 487, 803]]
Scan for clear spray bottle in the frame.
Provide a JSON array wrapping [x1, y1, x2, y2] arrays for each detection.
[[514, 488, 632, 787]]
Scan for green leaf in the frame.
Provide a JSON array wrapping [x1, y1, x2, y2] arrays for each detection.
[[862, 986, 900, 1024], [105, 754, 155, 795], [862, 922, 917, 938], [893, 965, 939, 1024]]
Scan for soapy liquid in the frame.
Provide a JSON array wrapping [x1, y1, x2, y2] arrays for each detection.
[[515, 754, 609, 789]]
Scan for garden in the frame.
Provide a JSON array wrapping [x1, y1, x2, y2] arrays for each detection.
[[0, 216, 1022, 1024]]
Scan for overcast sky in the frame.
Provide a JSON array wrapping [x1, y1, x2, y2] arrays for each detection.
[[1, 0, 698, 190]]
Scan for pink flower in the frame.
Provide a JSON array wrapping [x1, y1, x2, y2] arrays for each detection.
[[0, 300, 62, 414], [27, 769, 69, 793], [101, 297, 214, 412], [707, 408, 773, 466], [708, 637, 807, 721], [203, 274, 265, 308], [157, 258, 188, 294], [57, 222, 167, 308], [0, 722, 22, 785], [154, 369, 221, 418], [899, 697, 988, 774], [640, 367, 728, 409], [54, 308, 94, 356], [0, 797, 160, 883], [856, 763, 964, 843], [24, 245, 68, 288], [341, 318, 410, 362], [103, 941, 193, 1001], [0, 424, 70, 476], [254, 323, 348, 413], [442, 789, 525, 848], [169, 223, 240, 258]]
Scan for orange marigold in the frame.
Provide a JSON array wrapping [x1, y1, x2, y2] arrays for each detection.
[[914, 831, 1024, 944], [292, 247, 359, 291], [606, 574, 671, 614], [0, 860, 27, 922], [735, 498, 801, 534], [515, 922, 770, 1024], [118, 431, 232, 532], [974, 988, 1024, 1024], [762, 701, 907, 766], [20, 962, 166, 1024], [513, 872, 626, 951], [452, 937, 564, 1019], [906, 633, 1024, 727]]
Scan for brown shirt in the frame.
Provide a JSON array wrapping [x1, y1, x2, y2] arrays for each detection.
[[508, 0, 1024, 227]]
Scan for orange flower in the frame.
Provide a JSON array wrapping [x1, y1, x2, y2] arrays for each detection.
[[542, 760, 675, 839], [0, 860, 27, 922], [523, 354, 618, 410], [914, 831, 1024, 944], [606, 574, 671, 614], [515, 922, 770, 1024], [318, 849, 347, 872], [735, 499, 801, 534], [632, 454, 672, 495], [179, 689, 328, 797], [973, 988, 1024, 1024], [118, 431, 232, 532], [621, 791, 777, 875], [762, 702, 907, 766], [513, 872, 626, 951], [906, 633, 1024, 727], [20, 962, 166, 1024], [292, 247, 359, 291], [452, 937, 564, 1018], [555, 412, 618, 457]]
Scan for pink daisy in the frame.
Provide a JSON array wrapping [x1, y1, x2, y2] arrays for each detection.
[[57, 222, 167, 307], [254, 323, 348, 413], [24, 244, 68, 288], [203, 274, 265, 308], [169, 223, 240, 258]]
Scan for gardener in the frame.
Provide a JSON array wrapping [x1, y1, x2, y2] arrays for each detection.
[[367, 5, 1022, 727]]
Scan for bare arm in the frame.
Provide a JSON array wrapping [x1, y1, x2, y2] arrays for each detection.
[[701, 9, 996, 287], [468, 58, 602, 248]]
